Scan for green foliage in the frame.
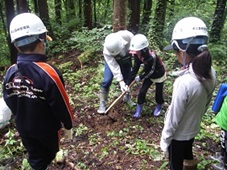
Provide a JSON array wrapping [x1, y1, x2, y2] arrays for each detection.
[[47, 26, 111, 58], [209, 43, 227, 60], [0, 129, 25, 160], [69, 26, 111, 53]]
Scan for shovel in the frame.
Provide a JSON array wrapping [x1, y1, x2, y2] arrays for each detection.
[[105, 80, 135, 114]]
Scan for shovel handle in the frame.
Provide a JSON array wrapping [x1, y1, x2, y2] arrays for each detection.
[[105, 80, 135, 114]]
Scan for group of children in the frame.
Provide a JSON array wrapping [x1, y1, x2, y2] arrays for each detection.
[[97, 30, 166, 118], [2, 12, 225, 170], [97, 17, 225, 170]]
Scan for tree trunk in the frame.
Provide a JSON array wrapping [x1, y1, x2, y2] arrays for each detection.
[[142, 0, 152, 25], [54, 0, 62, 25], [84, 0, 92, 29], [93, 0, 97, 27], [104, 0, 110, 22], [128, 0, 140, 34], [78, 0, 82, 19], [5, 0, 17, 64], [152, 0, 167, 48], [210, 0, 227, 43], [113, 0, 127, 32], [33, 0, 38, 13], [16, 0, 29, 13], [38, 0, 53, 36]]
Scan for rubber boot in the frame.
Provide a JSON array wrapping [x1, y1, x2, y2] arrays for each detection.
[[123, 93, 136, 106], [97, 89, 108, 114], [133, 104, 143, 118], [153, 104, 162, 117], [183, 159, 200, 170]]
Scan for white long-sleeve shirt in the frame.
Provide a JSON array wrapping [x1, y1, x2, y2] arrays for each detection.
[[160, 64, 217, 152], [103, 30, 134, 82]]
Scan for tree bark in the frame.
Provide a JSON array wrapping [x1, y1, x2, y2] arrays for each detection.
[[33, 0, 38, 13], [16, 0, 29, 13], [38, 0, 53, 36], [152, 0, 167, 48], [128, 0, 140, 34], [5, 0, 17, 64], [84, 0, 92, 29], [54, 0, 62, 25], [142, 0, 152, 26], [210, 0, 227, 43], [113, 0, 127, 32]]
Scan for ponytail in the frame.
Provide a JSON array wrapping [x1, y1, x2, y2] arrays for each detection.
[[192, 49, 212, 80]]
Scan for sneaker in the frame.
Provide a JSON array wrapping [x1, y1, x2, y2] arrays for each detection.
[[211, 163, 226, 170], [153, 104, 162, 116], [209, 154, 223, 163]]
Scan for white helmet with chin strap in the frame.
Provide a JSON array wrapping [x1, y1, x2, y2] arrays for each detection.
[[164, 17, 209, 68], [129, 34, 149, 51], [10, 13, 47, 47], [103, 33, 125, 56]]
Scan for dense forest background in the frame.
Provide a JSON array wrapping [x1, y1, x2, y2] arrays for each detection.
[[0, 0, 226, 66], [0, 0, 227, 170]]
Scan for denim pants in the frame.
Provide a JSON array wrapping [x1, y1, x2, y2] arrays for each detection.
[[101, 61, 131, 90]]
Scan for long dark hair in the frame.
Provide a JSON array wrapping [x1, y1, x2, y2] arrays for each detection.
[[190, 46, 212, 80]]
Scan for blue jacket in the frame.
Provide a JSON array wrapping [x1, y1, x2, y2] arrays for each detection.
[[3, 54, 73, 138]]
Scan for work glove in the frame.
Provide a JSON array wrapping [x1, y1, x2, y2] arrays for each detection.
[[135, 76, 141, 82], [63, 128, 73, 140], [119, 81, 129, 93]]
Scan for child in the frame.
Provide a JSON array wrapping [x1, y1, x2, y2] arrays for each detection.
[[160, 17, 217, 170], [126, 33, 166, 118], [3, 13, 73, 169], [210, 87, 227, 169]]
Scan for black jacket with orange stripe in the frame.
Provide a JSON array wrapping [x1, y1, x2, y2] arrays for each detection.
[[3, 54, 73, 138]]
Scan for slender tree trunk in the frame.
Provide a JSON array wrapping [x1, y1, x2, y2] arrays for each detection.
[[142, 0, 152, 25], [152, 0, 167, 48], [104, 0, 110, 22], [93, 0, 97, 27], [33, 0, 38, 13], [113, 0, 127, 32], [78, 0, 82, 19], [128, 0, 140, 34], [16, 0, 29, 13], [5, 0, 17, 64], [84, 0, 92, 29], [54, 0, 62, 25], [38, 0, 53, 36], [210, 0, 227, 42]]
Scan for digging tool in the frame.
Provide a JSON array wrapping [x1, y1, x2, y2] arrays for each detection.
[[105, 80, 135, 114]]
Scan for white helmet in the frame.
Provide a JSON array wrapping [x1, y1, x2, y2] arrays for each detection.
[[164, 17, 208, 51], [10, 13, 47, 44], [103, 33, 125, 56], [172, 17, 208, 40], [129, 34, 149, 51]]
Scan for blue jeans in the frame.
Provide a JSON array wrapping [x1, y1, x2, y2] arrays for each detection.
[[101, 61, 131, 90]]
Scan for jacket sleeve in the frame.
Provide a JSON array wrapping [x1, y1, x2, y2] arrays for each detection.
[[160, 77, 187, 151], [126, 57, 141, 85], [140, 57, 154, 79]]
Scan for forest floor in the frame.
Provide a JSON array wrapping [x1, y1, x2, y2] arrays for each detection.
[[0, 50, 221, 170]]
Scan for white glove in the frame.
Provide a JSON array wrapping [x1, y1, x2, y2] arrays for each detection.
[[119, 81, 129, 92], [135, 76, 141, 82], [63, 128, 73, 140]]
